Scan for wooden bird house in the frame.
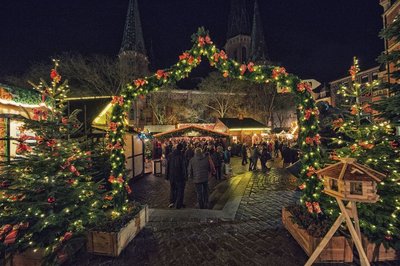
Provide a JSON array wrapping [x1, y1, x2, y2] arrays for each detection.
[[316, 158, 385, 203]]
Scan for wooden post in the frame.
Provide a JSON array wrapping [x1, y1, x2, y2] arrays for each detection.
[[337, 198, 370, 266], [305, 199, 370, 266], [350, 201, 361, 239], [304, 213, 346, 266]]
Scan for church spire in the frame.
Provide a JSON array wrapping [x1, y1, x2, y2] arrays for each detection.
[[250, 0, 269, 64], [227, 0, 251, 39], [120, 0, 147, 56]]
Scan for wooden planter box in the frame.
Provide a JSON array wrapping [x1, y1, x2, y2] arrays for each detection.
[[282, 207, 353, 262], [87, 205, 149, 257], [362, 235, 399, 262]]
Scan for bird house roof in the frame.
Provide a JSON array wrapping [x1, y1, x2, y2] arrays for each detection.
[[316, 158, 386, 182]]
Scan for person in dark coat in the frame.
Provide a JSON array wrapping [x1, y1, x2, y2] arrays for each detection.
[[241, 143, 248, 165], [249, 144, 259, 171], [281, 145, 292, 168], [184, 144, 194, 166], [165, 143, 187, 209], [188, 148, 214, 209], [260, 144, 272, 172], [211, 146, 224, 180], [290, 146, 300, 164]]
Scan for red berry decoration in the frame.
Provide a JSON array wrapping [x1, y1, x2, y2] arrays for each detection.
[[47, 197, 56, 203]]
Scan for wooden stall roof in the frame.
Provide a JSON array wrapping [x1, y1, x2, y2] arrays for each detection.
[[316, 158, 386, 182], [153, 125, 229, 139]]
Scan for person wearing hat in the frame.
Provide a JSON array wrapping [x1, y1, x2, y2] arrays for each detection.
[[165, 143, 187, 209]]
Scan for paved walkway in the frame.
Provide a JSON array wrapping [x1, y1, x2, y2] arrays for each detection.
[[69, 158, 398, 265]]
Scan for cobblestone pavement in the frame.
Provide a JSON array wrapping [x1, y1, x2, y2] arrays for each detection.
[[70, 158, 397, 266], [128, 162, 222, 209]]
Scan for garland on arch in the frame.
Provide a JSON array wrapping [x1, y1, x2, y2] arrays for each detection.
[[107, 27, 322, 212]]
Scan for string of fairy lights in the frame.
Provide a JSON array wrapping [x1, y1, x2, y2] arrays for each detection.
[[107, 27, 322, 212]]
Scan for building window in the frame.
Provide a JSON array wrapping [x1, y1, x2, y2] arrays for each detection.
[[361, 75, 368, 83], [241, 46, 247, 62], [350, 181, 363, 195], [330, 178, 338, 191]]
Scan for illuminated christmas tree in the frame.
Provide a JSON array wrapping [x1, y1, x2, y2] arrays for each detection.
[[0, 61, 105, 263], [331, 58, 400, 249]]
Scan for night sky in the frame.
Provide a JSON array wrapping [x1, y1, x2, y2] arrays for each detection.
[[0, 0, 384, 84]]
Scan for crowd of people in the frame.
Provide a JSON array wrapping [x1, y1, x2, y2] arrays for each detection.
[[158, 138, 298, 210], [161, 139, 231, 209], [238, 139, 299, 170]]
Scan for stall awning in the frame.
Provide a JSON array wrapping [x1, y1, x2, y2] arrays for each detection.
[[153, 125, 230, 139]]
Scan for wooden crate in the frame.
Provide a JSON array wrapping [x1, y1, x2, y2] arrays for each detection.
[[362, 235, 399, 262], [282, 208, 353, 262], [5, 248, 68, 266], [87, 205, 148, 257]]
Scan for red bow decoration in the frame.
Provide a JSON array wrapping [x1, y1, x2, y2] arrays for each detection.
[[156, 70, 169, 80], [304, 109, 313, 120], [16, 143, 32, 154], [104, 195, 113, 201], [305, 135, 321, 146], [247, 62, 255, 72], [41, 88, 50, 103], [240, 64, 247, 75], [109, 174, 125, 184], [50, 69, 61, 83], [205, 35, 213, 44], [69, 165, 80, 176], [306, 166, 316, 177], [3, 223, 29, 245], [47, 139, 57, 148], [125, 184, 132, 194], [305, 137, 314, 145], [60, 231, 73, 242], [198, 36, 206, 47], [113, 142, 123, 150], [312, 202, 322, 214], [332, 118, 344, 129], [188, 56, 195, 65], [272, 67, 287, 79], [179, 52, 190, 61], [297, 82, 312, 93], [305, 202, 314, 213], [362, 103, 373, 113], [109, 122, 118, 131], [358, 141, 374, 150], [33, 109, 48, 121], [112, 96, 124, 106], [350, 106, 358, 115], [0, 224, 13, 241], [313, 134, 321, 145], [219, 50, 228, 60], [134, 79, 147, 88], [349, 65, 359, 81]]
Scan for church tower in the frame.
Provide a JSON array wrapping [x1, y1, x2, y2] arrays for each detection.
[[249, 0, 269, 64], [225, 0, 252, 63], [119, 0, 149, 79]]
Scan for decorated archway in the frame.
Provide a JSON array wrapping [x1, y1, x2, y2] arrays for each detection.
[[107, 28, 322, 212]]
